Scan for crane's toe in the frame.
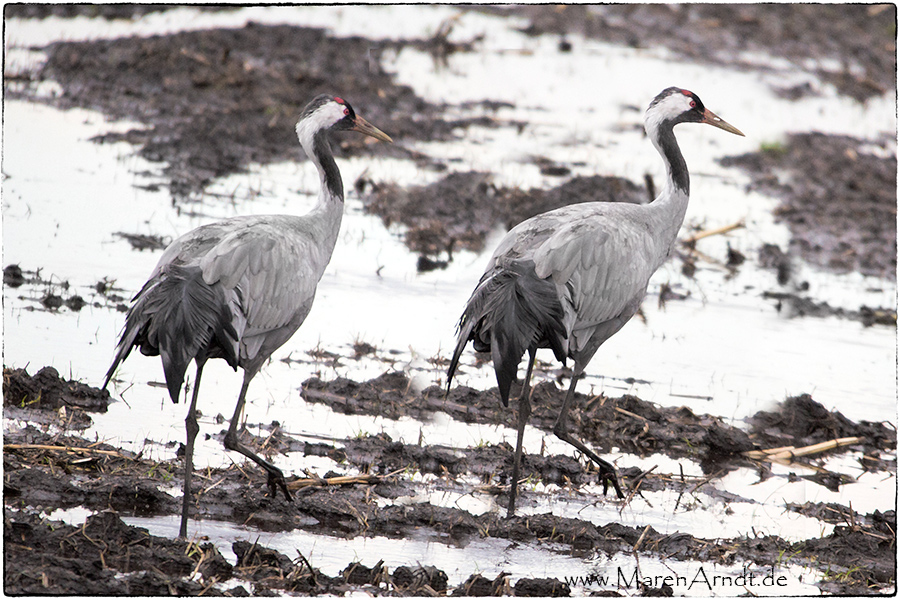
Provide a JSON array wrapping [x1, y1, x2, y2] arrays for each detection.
[[265, 467, 294, 502], [599, 469, 625, 499]]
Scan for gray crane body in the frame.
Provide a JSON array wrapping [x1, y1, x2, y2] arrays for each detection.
[[103, 94, 391, 538], [111, 211, 340, 406], [447, 87, 744, 517], [449, 178, 689, 408], [483, 193, 686, 375]]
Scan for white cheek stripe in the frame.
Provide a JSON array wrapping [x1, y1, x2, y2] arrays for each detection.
[[296, 101, 345, 144], [649, 93, 693, 121]]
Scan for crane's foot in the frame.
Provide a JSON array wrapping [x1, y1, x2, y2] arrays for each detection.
[[222, 429, 294, 502], [264, 467, 294, 502], [597, 465, 625, 499], [553, 429, 625, 499]]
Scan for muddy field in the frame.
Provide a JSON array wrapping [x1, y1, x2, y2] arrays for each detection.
[[3, 4, 897, 597], [5, 366, 896, 595]]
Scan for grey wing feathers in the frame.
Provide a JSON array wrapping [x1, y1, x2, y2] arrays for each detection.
[[103, 263, 241, 403], [104, 216, 324, 402], [199, 225, 321, 362], [532, 211, 656, 330], [446, 273, 490, 391], [447, 260, 567, 406], [448, 202, 662, 398]]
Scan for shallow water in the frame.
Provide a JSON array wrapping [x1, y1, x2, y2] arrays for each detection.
[[38, 506, 824, 596], [4, 6, 896, 594]]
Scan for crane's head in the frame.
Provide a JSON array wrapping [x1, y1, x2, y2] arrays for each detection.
[[296, 94, 393, 145], [646, 87, 744, 137]]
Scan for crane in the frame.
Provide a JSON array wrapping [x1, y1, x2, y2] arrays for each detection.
[[103, 94, 392, 538], [447, 87, 743, 517]]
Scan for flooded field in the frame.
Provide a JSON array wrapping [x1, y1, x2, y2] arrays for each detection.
[[4, 5, 896, 596]]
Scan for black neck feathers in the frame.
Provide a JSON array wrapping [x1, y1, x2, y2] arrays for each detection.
[[657, 120, 689, 195], [312, 130, 344, 202]]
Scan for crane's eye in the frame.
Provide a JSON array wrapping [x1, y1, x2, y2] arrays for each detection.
[[343, 107, 350, 116], [689, 100, 696, 108]]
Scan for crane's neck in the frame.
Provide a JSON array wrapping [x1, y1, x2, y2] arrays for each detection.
[[300, 129, 345, 256], [647, 119, 691, 260], [652, 120, 689, 196]]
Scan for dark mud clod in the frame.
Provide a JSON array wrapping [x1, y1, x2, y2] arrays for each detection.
[[3, 264, 25, 287], [453, 572, 510, 596], [342, 560, 387, 585], [41, 292, 63, 309], [703, 422, 755, 465], [392, 565, 449, 593], [758, 243, 792, 285], [515, 577, 572, 597], [3, 366, 111, 413], [65, 294, 86, 311], [749, 393, 895, 455], [114, 232, 170, 251]]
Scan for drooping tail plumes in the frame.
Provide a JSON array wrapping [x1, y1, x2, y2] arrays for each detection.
[[447, 260, 567, 405], [103, 264, 241, 403]]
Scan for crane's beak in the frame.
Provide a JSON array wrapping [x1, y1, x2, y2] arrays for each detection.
[[702, 109, 744, 136], [352, 115, 393, 143]]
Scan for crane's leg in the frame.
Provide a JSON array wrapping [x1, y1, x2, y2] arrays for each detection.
[[180, 360, 205, 538], [223, 375, 293, 501], [552, 375, 624, 499], [507, 347, 537, 518]]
